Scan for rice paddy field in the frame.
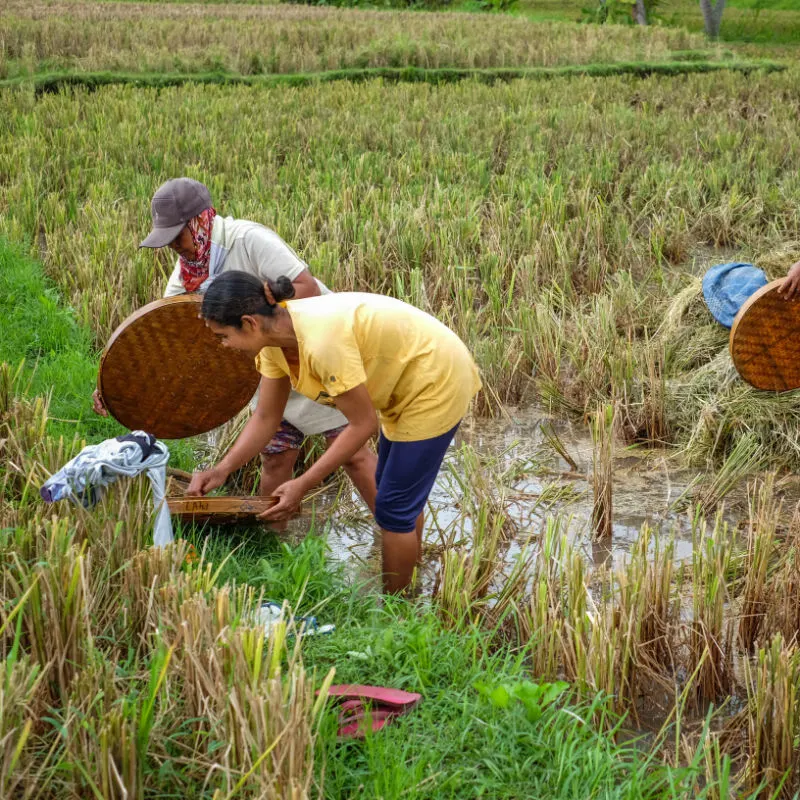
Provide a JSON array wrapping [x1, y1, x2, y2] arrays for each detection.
[[0, 0, 706, 76], [3, 0, 800, 797]]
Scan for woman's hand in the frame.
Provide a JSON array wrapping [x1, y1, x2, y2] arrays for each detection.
[[186, 467, 228, 497], [92, 389, 108, 417], [778, 260, 800, 301], [259, 478, 306, 521]]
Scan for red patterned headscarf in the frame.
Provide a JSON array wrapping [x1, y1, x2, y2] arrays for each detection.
[[179, 207, 217, 292]]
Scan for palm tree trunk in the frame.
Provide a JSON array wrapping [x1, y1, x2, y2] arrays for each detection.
[[699, 0, 727, 38]]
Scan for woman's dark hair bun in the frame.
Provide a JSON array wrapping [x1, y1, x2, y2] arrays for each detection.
[[201, 270, 294, 329], [268, 275, 296, 303]]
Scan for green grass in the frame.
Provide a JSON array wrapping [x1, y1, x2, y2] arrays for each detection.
[[173, 529, 715, 799], [0, 239, 122, 444], [513, 0, 800, 49], [728, 0, 800, 9], [0, 59, 782, 93], [0, 239, 196, 465], [663, 5, 800, 45], [312, 607, 684, 799]]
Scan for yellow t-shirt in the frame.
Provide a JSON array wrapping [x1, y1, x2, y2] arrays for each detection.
[[255, 293, 482, 441]]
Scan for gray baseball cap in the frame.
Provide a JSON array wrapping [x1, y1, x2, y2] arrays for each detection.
[[139, 178, 212, 248]]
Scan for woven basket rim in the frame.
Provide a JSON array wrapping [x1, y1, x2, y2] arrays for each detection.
[[729, 278, 800, 391], [97, 295, 260, 438]]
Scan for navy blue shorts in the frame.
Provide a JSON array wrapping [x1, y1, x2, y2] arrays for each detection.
[[374, 423, 460, 533]]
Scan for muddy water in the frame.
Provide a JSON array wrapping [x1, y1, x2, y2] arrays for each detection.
[[285, 407, 714, 580]]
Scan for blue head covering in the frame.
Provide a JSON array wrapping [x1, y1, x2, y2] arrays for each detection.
[[701, 262, 768, 329]]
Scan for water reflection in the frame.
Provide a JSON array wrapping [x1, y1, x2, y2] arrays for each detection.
[[283, 408, 714, 581]]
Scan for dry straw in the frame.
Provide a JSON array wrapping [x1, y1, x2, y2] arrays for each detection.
[[9, 366, 800, 791], [0, 371, 333, 798], [0, 0, 705, 77]]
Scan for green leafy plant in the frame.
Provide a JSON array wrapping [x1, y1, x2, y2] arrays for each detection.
[[472, 0, 519, 13], [474, 679, 570, 722], [582, 0, 637, 26]]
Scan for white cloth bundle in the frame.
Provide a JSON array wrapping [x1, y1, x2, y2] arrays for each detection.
[[40, 431, 173, 546]]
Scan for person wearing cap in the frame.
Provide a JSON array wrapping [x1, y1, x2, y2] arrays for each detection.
[[93, 177, 378, 509]]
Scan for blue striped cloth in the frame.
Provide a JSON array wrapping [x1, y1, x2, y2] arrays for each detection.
[[701, 262, 768, 329]]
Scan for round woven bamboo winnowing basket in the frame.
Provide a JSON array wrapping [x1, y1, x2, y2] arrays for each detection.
[[97, 295, 260, 439], [730, 279, 800, 391]]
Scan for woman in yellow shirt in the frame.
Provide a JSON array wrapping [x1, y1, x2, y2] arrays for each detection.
[[187, 270, 481, 592]]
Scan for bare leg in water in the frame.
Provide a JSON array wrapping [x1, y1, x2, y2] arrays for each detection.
[[381, 512, 425, 594]]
